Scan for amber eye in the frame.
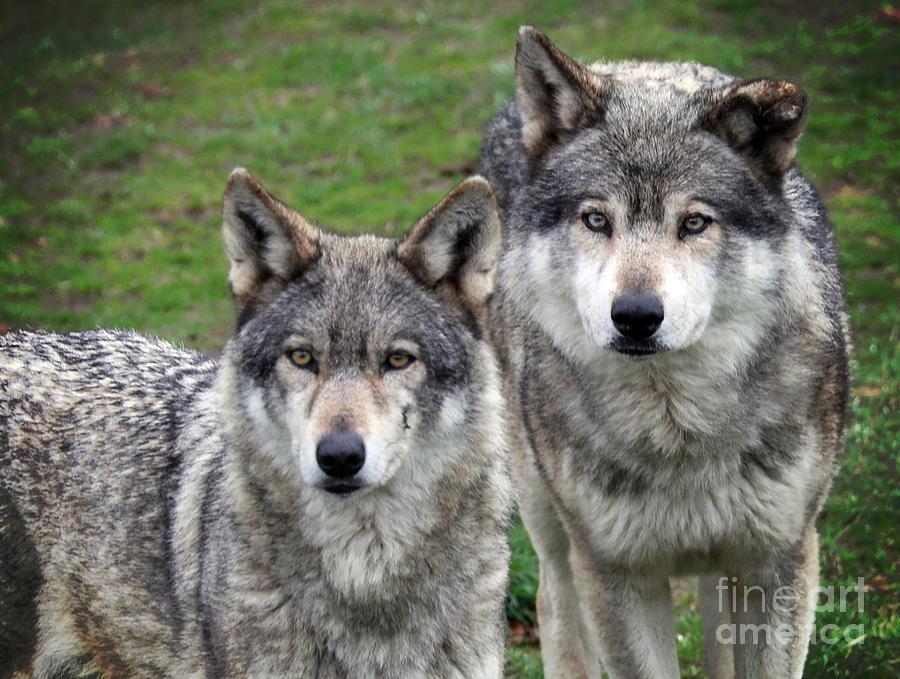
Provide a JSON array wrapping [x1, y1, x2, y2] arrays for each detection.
[[582, 210, 612, 236], [680, 213, 712, 237], [288, 348, 315, 368], [385, 352, 415, 371]]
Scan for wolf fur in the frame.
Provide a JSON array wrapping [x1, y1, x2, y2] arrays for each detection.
[[0, 170, 511, 678], [480, 27, 850, 679]]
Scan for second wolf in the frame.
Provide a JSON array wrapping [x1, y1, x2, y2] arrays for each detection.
[[481, 28, 850, 679], [1, 171, 511, 678]]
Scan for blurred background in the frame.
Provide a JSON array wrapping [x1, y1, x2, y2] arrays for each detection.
[[1, 0, 896, 676]]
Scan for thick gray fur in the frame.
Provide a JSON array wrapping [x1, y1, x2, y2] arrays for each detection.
[[0, 171, 511, 678], [480, 27, 850, 679]]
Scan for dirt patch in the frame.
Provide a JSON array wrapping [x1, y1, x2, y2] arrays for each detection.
[[73, 110, 135, 137]]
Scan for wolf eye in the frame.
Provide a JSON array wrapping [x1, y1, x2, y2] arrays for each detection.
[[582, 210, 612, 236], [287, 348, 315, 369], [384, 352, 415, 371], [680, 213, 712, 237]]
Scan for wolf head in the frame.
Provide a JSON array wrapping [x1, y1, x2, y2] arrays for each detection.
[[503, 27, 809, 364], [219, 169, 502, 498]]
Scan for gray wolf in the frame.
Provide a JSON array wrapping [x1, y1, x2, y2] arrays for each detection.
[[480, 26, 850, 679], [0, 169, 511, 678]]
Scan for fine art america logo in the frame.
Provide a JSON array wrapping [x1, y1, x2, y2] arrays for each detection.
[[715, 578, 867, 646]]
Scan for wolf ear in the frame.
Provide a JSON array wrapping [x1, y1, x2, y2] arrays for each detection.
[[699, 79, 808, 178], [222, 168, 319, 307], [398, 177, 502, 316], [515, 26, 606, 157]]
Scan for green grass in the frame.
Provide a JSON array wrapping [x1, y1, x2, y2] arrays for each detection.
[[1, 1, 896, 676]]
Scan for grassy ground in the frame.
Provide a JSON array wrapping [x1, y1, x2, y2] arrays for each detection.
[[1, 0, 896, 676]]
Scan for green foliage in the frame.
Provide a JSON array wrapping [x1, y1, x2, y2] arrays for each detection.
[[505, 645, 545, 679], [0, 1, 895, 677], [507, 518, 540, 626]]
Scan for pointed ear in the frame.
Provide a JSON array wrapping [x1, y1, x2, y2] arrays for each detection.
[[222, 168, 319, 308], [397, 177, 502, 316], [515, 26, 606, 157], [698, 78, 808, 177]]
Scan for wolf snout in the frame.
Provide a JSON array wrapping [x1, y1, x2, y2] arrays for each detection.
[[316, 431, 366, 490], [611, 292, 664, 339]]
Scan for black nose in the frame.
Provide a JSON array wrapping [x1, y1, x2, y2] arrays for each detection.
[[611, 292, 664, 339], [316, 432, 366, 479]]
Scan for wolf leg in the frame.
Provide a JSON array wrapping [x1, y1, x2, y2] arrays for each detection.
[[568, 548, 679, 679], [519, 483, 600, 679], [30, 604, 88, 679], [0, 489, 40, 678], [731, 529, 819, 679], [699, 574, 735, 679]]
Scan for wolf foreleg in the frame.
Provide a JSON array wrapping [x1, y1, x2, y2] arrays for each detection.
[[700, 573, 736, 679], [730, 529, 819, 679], [518, 484, 600, 678], [568, 551, 680, 679]]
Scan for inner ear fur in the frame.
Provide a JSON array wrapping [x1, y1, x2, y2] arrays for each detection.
[[698, 78, 808, 177], [398, 176, 502, 317], [221, 168, 319, 308], [515, 26, 607, 157]]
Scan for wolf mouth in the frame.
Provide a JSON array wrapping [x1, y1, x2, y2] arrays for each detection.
[[610, 340, 663, 358], [320, 481, 364, 496]]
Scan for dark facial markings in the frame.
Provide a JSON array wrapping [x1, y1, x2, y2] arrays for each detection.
[[401, 405, 411, 431]]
